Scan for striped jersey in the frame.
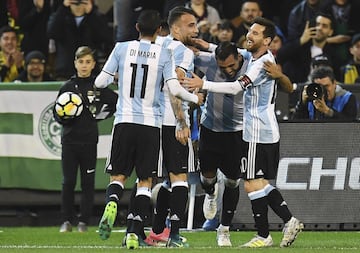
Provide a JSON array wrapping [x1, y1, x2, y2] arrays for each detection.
[[243, 50, 280, 143], [156, 35, 194, 126], [194, 50, 250, 132], [101, 39, 177, 128]]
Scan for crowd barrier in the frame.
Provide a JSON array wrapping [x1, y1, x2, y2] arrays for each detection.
[[1, 83, 359, 229], [233, 122, 360, 230]]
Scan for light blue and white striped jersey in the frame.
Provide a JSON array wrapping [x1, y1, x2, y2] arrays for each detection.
[[156, 35, 194, 126], [195, 49, 250, 132], [102, 39, 177, 128], [243, 50, 280, 143]]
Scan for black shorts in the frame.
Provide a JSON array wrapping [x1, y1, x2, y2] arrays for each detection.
[[240, 141, 279, 180], [160, 126, 189, 175], [199, 126, 244, 180], [105, 123, 160, 180]]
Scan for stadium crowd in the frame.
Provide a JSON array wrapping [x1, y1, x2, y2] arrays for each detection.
[[1, 0, 360, 86]]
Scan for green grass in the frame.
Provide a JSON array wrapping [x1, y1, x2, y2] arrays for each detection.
[[0, 227, 359, 252]]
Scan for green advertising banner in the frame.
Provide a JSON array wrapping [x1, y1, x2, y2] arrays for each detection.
[[0, 83, 134, 191]]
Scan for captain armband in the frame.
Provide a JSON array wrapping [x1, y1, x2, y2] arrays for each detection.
[[238, 75, 252, 89]]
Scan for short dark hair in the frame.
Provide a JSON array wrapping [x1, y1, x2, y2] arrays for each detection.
[[242, 0, 262, 10], [316, 12, 334, 29], [0, 26, 17, 38], [218, 19, 234, 32], [252, 17, 276, 41], [167, 6, 196, 27], [311, 66, 335, 82], [137, 10, 161, 36], [215, 42, 239, 61]]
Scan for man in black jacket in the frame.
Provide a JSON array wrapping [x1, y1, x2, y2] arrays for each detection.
[[277, 13, 341, 84], [292, 66, 358, 121], [47, 0, 113, 80]]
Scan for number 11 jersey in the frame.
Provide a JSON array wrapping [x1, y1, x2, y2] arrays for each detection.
[[101, 39, 178, 128]]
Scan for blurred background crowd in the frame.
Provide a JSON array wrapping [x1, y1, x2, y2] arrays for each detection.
[[1, 0, 360, 110]]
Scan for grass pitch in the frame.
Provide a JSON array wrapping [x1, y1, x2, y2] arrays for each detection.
[[0, 227, 359, 253]]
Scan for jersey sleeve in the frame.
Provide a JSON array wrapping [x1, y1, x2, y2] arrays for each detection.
[[162, 48, 178, 82], [102, 42, 123, 75]]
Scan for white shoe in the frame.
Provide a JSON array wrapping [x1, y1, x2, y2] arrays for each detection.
[[216, 226, 232, 247], [203, 183, 218, 220], [59, 221, 72, 232], [280, 217, 304, 247], [242, 234, 273, 248]]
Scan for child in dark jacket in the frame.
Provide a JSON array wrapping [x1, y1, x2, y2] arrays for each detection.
[[54, 46, 117, 233]]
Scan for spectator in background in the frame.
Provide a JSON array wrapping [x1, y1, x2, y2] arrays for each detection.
[[185, 0, 221, 41], [208, 19, 235, 45], [113, 0, 139, 42], [113, 0, 166, 42], [163, 0, 187, 19], [14, 50, 54, 82], [269, 28, 286, 57], [232, 1, 288, 51], [309, 54, 335, 80], [292, 66, 357, 121], [217, 0, 242, 20], [256, 0, 300, 38], [47, 0, 113, 80], [311, 54, 332, 69], [323, 0, 360, 65], [286, 0, 328, 41], [0, 25, 24, 82], [341, 33, 360, 84], [277, 13, 341, 84], [232, 0, 263, 46], [185, 0, 220, 24], [18, 0, 52, 58], [0, 0, 21, 28]]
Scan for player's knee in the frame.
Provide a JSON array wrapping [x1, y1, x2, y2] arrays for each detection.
[[200, 173, 216, 187], [224, 177, 240, 188]]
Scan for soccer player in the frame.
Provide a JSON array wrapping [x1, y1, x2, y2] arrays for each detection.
[[94, 9, 202, 249], [145, 7, 200, 248], [193, 41, 249, 247], [182, 17, 303, 248]]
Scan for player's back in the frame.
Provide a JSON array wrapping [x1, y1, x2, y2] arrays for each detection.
[[105, 39, 176, 128]]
